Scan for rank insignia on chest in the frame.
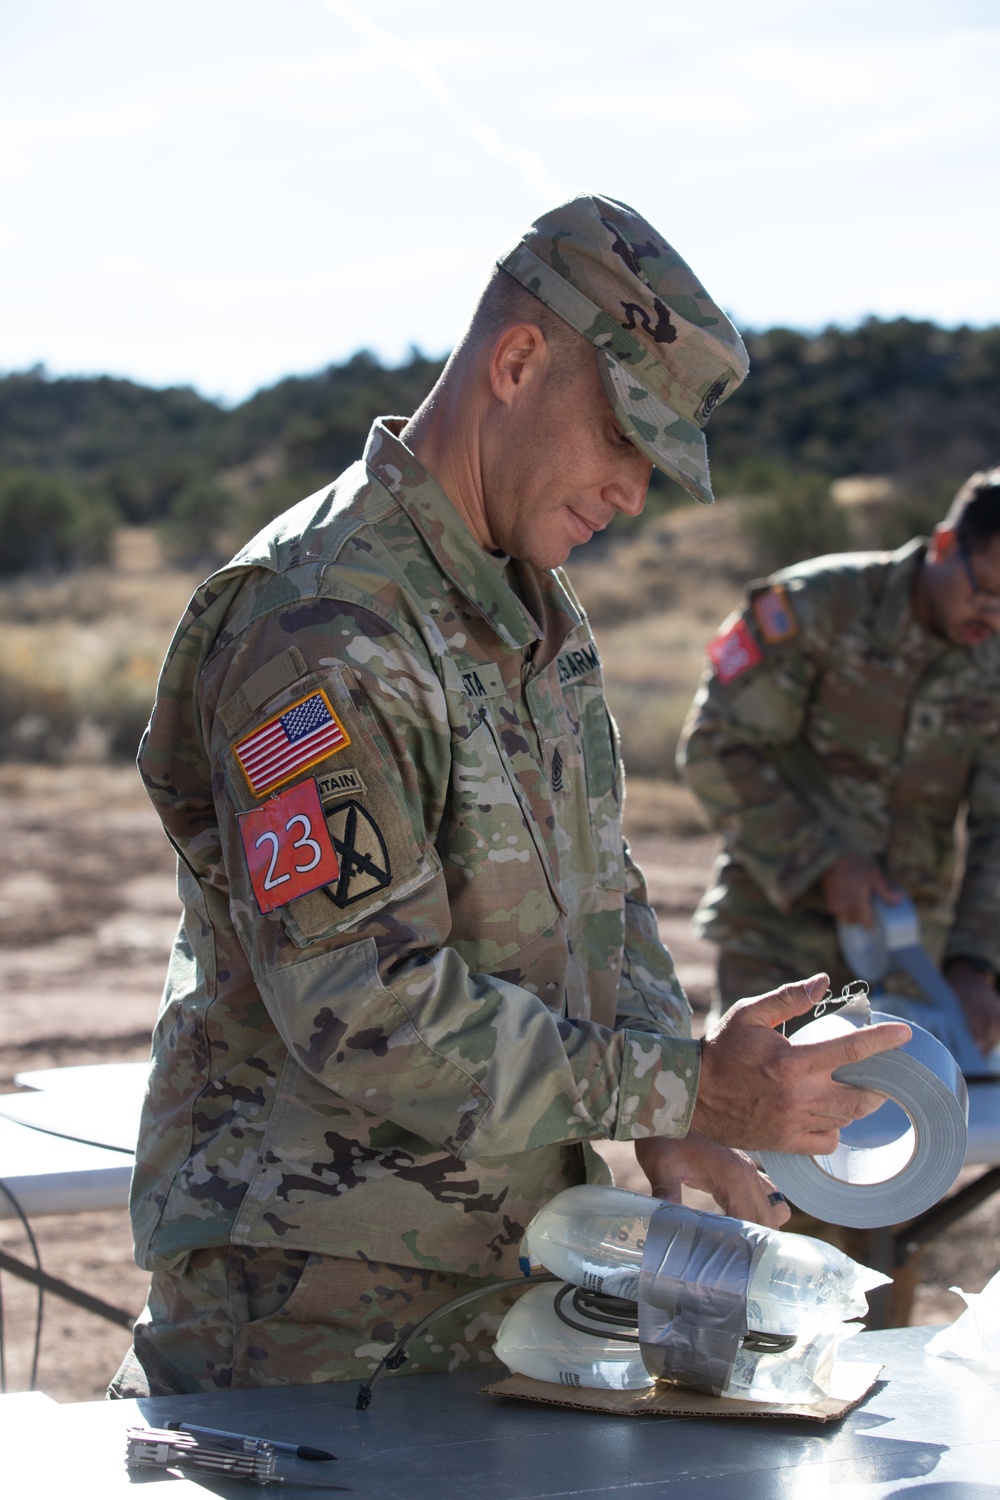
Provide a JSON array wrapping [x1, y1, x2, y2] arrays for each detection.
[[751, 583, 798, 643], [707, 619, 763, 684], [238, 778, 341, 914], [234, 689, 350, 796]]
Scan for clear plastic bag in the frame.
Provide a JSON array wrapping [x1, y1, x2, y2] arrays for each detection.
[[523, 1185, 889, 1404], [526, 1185, 889, 1334], [746, 1230, 890, 1333], [926, 1266, 1000, 1370], [493, 1281, 654, 1391], [724, 1323, 862, 1402]]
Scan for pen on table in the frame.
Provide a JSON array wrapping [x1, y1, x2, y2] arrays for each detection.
[[164, 1419, 336, 1461]]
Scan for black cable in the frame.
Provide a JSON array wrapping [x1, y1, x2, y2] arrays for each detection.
[[0, 1179, 44, 1391], [0, 1249, 134, 1328], [552, 1282, 797, 1356], [356, 1274, 557, 1410], [740, 1330, 797, 1354], [553, 1283, 641, 1342]]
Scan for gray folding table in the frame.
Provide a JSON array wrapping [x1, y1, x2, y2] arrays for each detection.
[[1, 1326, 998, 1497]]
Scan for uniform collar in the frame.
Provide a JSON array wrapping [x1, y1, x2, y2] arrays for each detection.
[[870, 537, 943, 657], [363, 417, 582, 651]]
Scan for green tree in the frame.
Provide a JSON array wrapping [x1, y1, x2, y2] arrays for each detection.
[[735, 462, 852, 573], [0, 470, 119, 575], [158, 477, 236, 564]]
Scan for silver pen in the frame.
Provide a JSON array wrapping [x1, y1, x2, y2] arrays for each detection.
[[164, 1418, 336, 1461]]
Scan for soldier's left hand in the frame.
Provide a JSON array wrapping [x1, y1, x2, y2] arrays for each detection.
[[820, 852, 902, 928], [634, 1132, 791, 1229], [947, 960, 1000, 1055]]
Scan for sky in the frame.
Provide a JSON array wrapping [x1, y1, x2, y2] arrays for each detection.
[[1, 0, 998, 404]]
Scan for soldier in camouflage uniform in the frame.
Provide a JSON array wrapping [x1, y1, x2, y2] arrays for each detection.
[[680, 467, 1000, 1055], [112, 195, 908, 1397]]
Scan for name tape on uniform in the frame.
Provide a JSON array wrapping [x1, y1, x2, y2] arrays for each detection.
[[556, 641, 601, 686]]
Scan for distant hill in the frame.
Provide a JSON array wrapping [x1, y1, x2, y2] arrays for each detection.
[[710, 320, 1000, 491], [1, 319, 998, 575], [0, 351, 445, 529]]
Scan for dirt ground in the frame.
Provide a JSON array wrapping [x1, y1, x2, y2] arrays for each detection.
[[0, 766, 995, 1402]]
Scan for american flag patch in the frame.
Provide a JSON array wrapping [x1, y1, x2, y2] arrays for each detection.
[[234, 690, 350, 797], [752, 583, 798, 643]]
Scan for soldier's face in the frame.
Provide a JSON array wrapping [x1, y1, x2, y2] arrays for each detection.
[[484, 348, 653, 568], [925, 529, 1000, 647]]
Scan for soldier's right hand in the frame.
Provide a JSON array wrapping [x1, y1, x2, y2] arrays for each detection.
[[820, 852, 901, 928], [691, 973, 911, 1155]]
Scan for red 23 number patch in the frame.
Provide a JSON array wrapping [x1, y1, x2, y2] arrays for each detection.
[[238, 777, 340, 914]]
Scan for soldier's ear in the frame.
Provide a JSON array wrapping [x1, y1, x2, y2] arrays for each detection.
[[488, 322, 547, 406], [929, 524, 956, 564]]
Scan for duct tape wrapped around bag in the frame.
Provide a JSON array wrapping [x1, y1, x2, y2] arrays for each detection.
[[639, 1205, 765, 1395], [635, 1200, 883, 1402]]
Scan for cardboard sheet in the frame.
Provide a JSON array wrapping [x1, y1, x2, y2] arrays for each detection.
[[481, 1359, 883, 1423]]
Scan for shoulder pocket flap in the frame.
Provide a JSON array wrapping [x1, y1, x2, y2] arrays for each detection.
[[218, 646, 309, 736], [282, 845, 441, 945]]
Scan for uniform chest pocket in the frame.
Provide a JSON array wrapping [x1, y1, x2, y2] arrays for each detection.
[[545, 680, 626, 894], [808, 658, 912, 767], [440, 710, 563, 965]]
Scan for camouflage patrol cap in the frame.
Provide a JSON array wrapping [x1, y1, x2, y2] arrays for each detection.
[[497, 194, 749, 505]]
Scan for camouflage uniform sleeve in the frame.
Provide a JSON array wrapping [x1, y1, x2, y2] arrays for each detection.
[[678, 585, 847, 913], [945, 733, 1000, 971], [613, 843, 695, 1042], [210, 597, 700, 1153]]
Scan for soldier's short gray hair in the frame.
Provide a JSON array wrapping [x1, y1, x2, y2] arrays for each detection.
[[461, 265, 587, 387]]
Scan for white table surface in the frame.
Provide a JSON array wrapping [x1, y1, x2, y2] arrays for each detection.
[[0, 1115, 133, 1219], [0, 1062, 147, 1154], [13, 1061, 149, 1095]]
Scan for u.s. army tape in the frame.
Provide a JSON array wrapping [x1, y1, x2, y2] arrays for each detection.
[[759, 1009, 969, 1229]]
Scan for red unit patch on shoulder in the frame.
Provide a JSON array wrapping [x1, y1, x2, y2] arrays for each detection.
[[238, 778, 340, 914], [707, 619, 764, 684]]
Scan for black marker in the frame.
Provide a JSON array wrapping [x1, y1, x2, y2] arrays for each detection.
[[164, 1419, 336, 1461]]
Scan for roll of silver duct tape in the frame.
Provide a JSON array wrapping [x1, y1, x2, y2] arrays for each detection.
[[759, 1011, 969, 1229]]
